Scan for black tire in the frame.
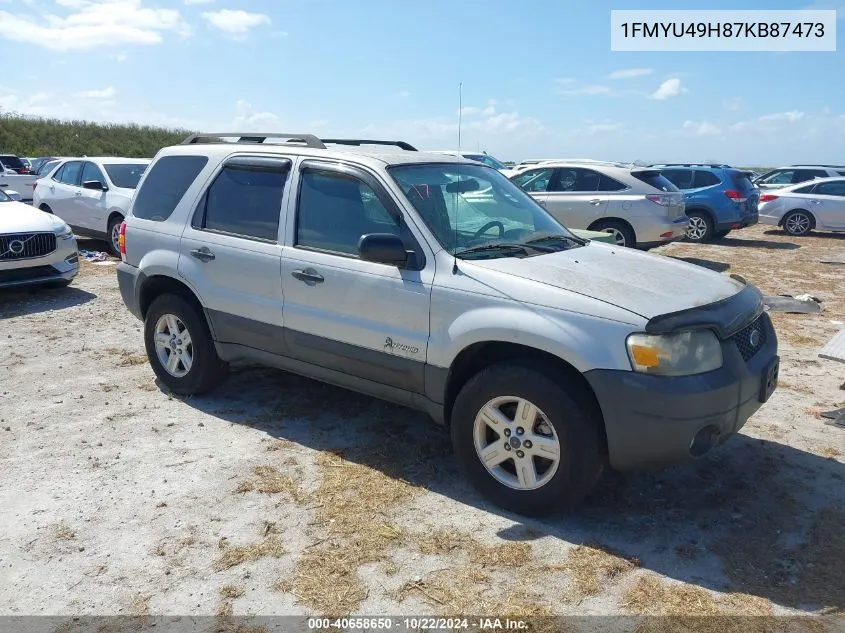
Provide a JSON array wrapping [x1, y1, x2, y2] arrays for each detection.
[[685, 210, 714, 243], [782, 210, 814, 236], [713, 229, 731, 239], [106, 215, 123, 257], [450, 362, 606, 517], [591, 219, 636, 248], [144, 293, 228, 395]]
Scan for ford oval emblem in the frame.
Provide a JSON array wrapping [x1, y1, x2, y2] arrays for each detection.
[[749, 329, 761, 348]]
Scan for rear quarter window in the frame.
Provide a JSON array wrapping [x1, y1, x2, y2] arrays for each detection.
[[694, 171, 721, 188], [131, 155, 209, 221], [729, 172, 755, 191], [632, 171, 679, 192]]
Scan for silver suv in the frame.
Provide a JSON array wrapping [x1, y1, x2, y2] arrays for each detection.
[[116, 133, 779, 516], [510, 161, 688, 249]]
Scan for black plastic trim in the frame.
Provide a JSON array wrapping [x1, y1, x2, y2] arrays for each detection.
[[645, 282, 764, 339], [207, 309, 289, 356]]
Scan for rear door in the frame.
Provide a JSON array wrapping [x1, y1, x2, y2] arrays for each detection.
[[540, 167, 609, 229], [177, 155, 291, 354], [807, 180, 845, 230]]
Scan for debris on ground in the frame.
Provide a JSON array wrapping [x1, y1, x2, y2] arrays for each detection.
[[763, 294, 824, 314], [79, 250, 115, 265], [819, 330, 845, 364], [821, 408, 845, 428]]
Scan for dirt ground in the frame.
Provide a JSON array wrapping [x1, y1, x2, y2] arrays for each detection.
[[0, 226, 843, 626]]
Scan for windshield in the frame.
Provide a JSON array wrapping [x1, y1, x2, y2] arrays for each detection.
[[388, 163, 582, 259], [104, 163, 149, 189], [463, 153, 507, 171]]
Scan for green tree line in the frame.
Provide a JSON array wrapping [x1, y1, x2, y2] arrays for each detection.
[[0, 111, 194, 158]]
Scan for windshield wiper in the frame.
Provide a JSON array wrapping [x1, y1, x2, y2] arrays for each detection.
[[524, 232, 587, 247], [454, 242, 555, 258]]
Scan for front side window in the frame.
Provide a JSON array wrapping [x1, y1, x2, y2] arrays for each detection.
[[389, 163, 580, 258], [81, 162, 106, 185], [58, 161, 82, 186], [104, 163, 149, 189], [760, 170, 795, 185], [296, 170, 401, 256], [196, 163, 288, 241], [511, 168, 553, 192]]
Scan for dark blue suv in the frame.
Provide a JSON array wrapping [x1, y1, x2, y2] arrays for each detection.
[[654, 164, 760, 243]]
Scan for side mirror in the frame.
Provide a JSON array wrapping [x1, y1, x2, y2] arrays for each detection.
[[82, 180, 107, 191], [358, 233, 408, 265]]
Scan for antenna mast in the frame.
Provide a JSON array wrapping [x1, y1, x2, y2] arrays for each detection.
[[453, 82, 463, 274], [457, 82, 463, 151]]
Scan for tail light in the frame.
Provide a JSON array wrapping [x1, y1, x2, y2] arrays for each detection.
[[759, 193, 778, 202], [646, 194, 671, 206], [119, 221, 127, 260], [724, 189, 748, 203]]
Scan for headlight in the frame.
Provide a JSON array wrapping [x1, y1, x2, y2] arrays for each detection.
[[626, 330, 722, 376], [56, 224, 73, 239]]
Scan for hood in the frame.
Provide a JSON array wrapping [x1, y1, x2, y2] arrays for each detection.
[[466, 241, 746, 320], [0, 201, 67, 233]]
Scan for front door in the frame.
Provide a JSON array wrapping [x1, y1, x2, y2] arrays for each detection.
[[280, 160, 433, 394], [48, 160, 84, 224], [177, 155, 291, 354], [76, 161, 109, 232]]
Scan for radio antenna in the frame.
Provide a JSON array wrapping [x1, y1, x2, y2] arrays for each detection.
[[453, 82, 462, 274]]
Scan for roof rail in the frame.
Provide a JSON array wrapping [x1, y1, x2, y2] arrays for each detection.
[[789, 164, 845, 168], [649, 163, 734, 169], [181, 132, 327, 149], [320, 138, 418, 151]]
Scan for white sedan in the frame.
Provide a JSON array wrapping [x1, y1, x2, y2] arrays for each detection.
[[0, 189, 79, 289], [758, 176, 845, 236]]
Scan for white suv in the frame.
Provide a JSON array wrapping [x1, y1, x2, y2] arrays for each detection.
[[510, 161, 689, 249], [33, 157, 150, 256], [115, 133, 779, 516]]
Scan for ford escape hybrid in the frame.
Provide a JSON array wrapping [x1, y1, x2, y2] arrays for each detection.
[[116, 133, 780, 517]]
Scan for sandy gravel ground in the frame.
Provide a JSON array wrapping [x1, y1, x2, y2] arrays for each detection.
[[0, 227, 843, 627]]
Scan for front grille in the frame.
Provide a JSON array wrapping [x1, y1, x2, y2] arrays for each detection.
[[730, 315, 767, 362], [0, 265, 58, 284], [0, 232, 57, 261]]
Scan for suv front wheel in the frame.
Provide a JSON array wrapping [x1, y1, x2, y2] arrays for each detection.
[[144, 294, 228, 394], [450, 362, 606, 516]]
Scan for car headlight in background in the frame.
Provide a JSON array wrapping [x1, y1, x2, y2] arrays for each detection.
[[626, 330, 723, 376]]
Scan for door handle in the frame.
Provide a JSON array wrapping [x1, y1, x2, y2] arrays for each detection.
[[189, 247, 216, 261], [291, 268, 324, 285], [588, 199, 603, 205]]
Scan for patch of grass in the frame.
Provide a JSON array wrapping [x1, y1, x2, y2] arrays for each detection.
[[213, 535, 287, 571], [815, 446, 841, 460], [777, 380, 816, 395], [104, 348, 148, 366], [623, 575, 719, 616], [551, 542, 641, 598], [285, 448, 418, 615], [235, 465, 304, 502], [265, 439, 293, 452], [418, 530, 471, 555], [468, 541, 532, 568], [220, 585, 245, 600], [52, 523, 76, 541]]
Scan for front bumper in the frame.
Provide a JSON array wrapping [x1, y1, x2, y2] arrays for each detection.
[[584, 311, 779, 472], [0, 236, 79, 289]]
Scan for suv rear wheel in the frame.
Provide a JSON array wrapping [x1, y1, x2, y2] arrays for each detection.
[[591, 219, 636, 248], [685, 210, 713, 242], [144, 294, 228, 394], [450, 362, 605, 516]]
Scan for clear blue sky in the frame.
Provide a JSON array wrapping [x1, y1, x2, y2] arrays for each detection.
[[0, 0, 842, 165]]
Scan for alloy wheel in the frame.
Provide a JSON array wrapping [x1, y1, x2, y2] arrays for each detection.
[[153, 313, 194, 378]]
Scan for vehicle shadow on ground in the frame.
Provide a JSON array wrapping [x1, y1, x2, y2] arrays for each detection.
[[672, 256, 731, 273], [181, 363, 845, 614], [763, 229, 845, 242], [0, 284, 96, 318], [718, 237, 801, 250]]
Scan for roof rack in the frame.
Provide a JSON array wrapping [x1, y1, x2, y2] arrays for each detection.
[[650, 163, 733, 168], [182, 132, 327, 148], [789, 164, 845, 168], [321, 139, 418, 151]]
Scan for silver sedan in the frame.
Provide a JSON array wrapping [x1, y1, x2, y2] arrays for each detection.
[[758, 177, 845, 236]]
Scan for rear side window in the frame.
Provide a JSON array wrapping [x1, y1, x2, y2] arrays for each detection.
[[632, 170, 678, 192], [792, 184, 816, 194], [795, 169, 828, 182], [694, 171, 721, 188], [194, 160, 289, 241], [837, 170, 845, 177], [132, 155, 208, 221], [598, 175, 627, 191]]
